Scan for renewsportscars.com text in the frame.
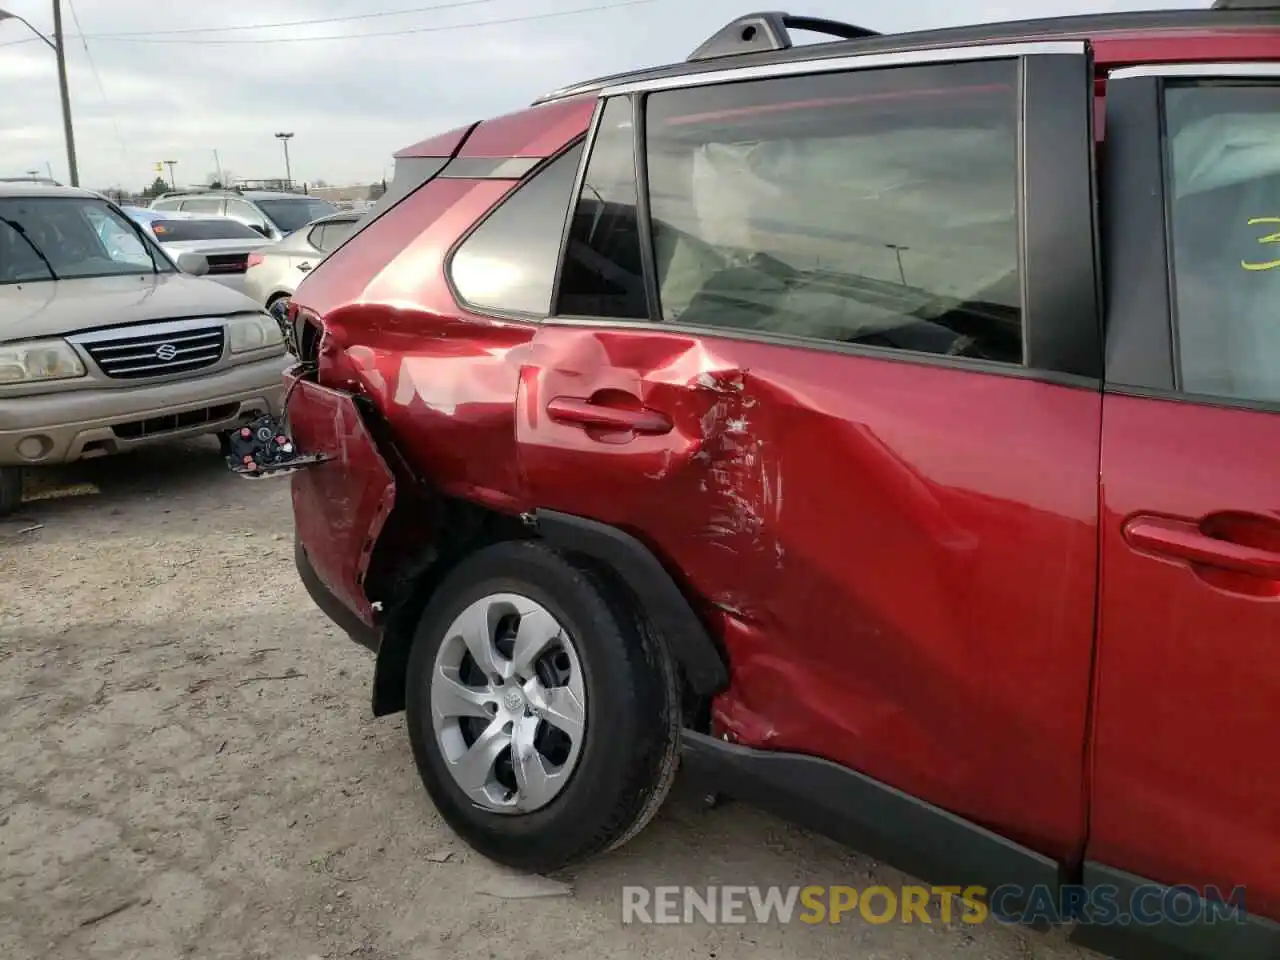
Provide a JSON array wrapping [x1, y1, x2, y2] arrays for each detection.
[[621, 884, 1248, 927]]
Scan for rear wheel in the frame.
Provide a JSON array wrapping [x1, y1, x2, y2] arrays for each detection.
[[405, 540, 681, 872], [0, 467, 22, 518]]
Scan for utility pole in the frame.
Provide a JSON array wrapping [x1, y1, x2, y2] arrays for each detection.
[[51, 0, 78, 186], [163, 160, 177, 188], [275, 132, 294, 189], [213, 148, 224, 186]]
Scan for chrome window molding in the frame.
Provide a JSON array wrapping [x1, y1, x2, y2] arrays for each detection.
[[1109, 62, 1280, 81], [597, 41, 1085, 97]]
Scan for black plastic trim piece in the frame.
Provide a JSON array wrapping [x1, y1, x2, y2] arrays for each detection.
[[534, 10, 1280, 104], [1101, 76, 1176, 391], [533, 509, 729, 695], [295, 534, 382, 654], [550, 99, 606, 319], [438, 156, 542, 180], [681, 731, 1063, 897], [630, 92, 661, 322], [1021, 52, 1103, 380], [1105, 383, 1280, 416], [1069, 862, 1280, 960]]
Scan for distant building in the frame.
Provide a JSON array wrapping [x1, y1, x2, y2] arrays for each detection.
[[310, 183, 378, 204]]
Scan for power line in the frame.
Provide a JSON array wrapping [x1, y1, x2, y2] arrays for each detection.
[[66, 0, 131, 169], [85, 0, 499, 38], [74, 0, 656, 45]]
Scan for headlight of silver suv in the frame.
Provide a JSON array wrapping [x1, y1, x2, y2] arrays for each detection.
[[0, 339, 86, 384], [226, 313, 284, 354]]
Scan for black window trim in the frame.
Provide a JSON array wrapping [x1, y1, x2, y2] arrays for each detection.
[[441, 135, 589, 323], [544, 43, 1103, 391], [1103, 60, 1280, 415]]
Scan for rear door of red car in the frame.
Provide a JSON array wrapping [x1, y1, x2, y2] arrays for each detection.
[[1089, 63, 1280, 930], [516, 42, 1105, 866]]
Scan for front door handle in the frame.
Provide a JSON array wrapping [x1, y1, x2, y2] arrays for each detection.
[[297, 262, 313, 273], [546, 397, 672, 436], [1123, 516, 1280, 579]]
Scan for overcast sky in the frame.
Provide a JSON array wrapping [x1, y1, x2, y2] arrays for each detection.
[[0, 0, 1207, 190]]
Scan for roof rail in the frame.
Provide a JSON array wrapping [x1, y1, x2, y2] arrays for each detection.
[[687, 11, 879, 62]]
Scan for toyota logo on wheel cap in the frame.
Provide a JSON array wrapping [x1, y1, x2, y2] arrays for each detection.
[[155, 343, 178, 361]]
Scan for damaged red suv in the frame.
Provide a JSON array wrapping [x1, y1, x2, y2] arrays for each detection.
[[264, 6, 1280, 958]]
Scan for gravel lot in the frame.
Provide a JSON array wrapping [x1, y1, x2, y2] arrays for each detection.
[[0, 439, 1102, 960]]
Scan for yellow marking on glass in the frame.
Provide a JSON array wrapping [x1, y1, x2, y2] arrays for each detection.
[[1242, 216, 1280, 272]]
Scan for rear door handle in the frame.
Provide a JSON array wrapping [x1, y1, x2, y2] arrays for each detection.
[[1123, 516, 1280, 579], [546, 397, 672, 436]]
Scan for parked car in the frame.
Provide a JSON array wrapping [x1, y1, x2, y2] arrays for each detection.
[[119, 206, 273, 294], [242, 210, 361, 319], [148, 190, 338, 242], [266, 7, 1280, 959], [0, 183, 289, 515]]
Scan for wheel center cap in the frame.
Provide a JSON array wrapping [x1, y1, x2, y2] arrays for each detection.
[[502, 687, 525, 712]]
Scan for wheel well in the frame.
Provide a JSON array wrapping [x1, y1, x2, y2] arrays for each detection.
[[368, 501, 727, 725]]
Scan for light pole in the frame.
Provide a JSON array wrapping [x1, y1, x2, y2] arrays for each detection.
[[0, 3, 78, 186], [163, 160, 177, 189], [885, 243, 909, 285], [274, 132, 294, 189]]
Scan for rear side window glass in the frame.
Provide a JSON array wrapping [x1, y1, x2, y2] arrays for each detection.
[[555, 97, 648, 319], [449, 143, 584, 316], [1165, 81, 1280, 403], [317, 220, 355, 252], [644, 61, 1023, 363]]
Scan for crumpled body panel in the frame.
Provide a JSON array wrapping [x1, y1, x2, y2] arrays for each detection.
[[287, 370, 396, 628]]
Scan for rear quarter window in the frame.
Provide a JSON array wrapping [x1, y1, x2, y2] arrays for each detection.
[[447, 143, 585, 316]]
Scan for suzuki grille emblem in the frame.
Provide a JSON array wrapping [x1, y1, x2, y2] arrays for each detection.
[[155, 343, 178, 361]]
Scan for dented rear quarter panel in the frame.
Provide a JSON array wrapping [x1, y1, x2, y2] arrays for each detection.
[[518, 324, 1101, 862], [295, 178, 543, 514]]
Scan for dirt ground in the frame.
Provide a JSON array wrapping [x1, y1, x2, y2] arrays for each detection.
[[0, 439, 1104, 960]]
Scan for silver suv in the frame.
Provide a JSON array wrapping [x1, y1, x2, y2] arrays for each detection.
[[149, 190, 338, 242], [0, 184, 289, 515]]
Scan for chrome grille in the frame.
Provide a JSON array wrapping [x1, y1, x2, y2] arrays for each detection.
[[72, 320, 226, 380]]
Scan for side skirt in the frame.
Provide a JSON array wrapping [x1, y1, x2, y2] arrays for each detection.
[[1069, 862, 1280, 960], [679, 731, 1062, 903]]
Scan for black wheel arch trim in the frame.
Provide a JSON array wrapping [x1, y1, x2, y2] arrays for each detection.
[[531, 508, 729, 696]]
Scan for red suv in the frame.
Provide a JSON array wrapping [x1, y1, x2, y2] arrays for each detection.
[[265, 6, 1280, 958]]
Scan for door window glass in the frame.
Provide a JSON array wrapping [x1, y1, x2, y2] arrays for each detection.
[[1165, 81, 1280, 403], [643, 61, 1023, 363], [555, 97, 648, 319]]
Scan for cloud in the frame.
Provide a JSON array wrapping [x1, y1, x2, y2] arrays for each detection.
[[0, 0, 1208, 190]]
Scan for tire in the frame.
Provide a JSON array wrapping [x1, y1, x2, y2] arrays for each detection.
[[0, 467, 21, 518], [404, 539, 681, 873]]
